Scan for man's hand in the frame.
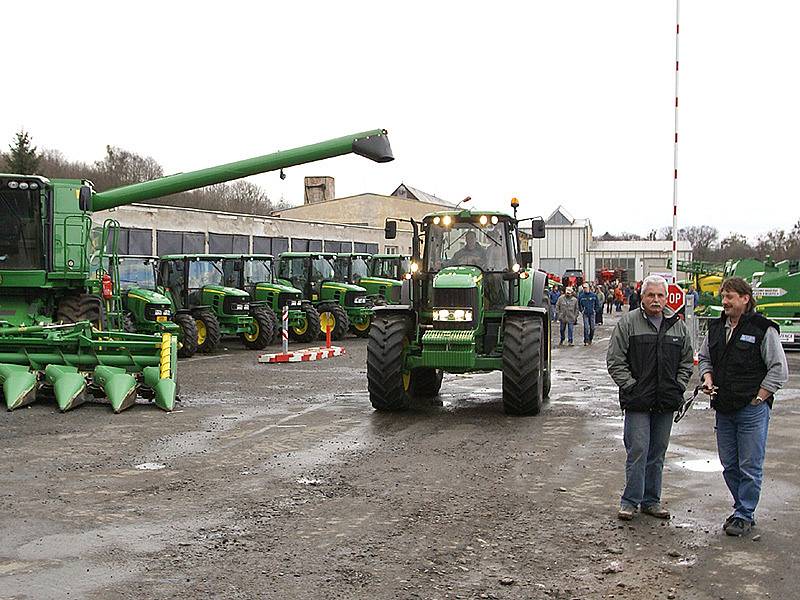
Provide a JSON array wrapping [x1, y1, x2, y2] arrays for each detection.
[[701, 373, 717, 396]]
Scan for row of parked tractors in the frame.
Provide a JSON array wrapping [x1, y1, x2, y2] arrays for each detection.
[[114, 251, 412, 356]]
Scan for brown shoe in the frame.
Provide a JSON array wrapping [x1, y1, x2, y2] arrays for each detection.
[[617, 506, 636, 521], [641, 504, 670, 519]]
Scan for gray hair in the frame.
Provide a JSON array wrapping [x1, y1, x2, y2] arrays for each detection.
[[641, 274, 668, 295]]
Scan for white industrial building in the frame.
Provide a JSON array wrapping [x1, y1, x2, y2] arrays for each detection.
[[527, 207, 692, 283]]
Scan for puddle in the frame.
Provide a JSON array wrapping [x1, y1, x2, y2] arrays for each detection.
[[135, 462, 166, 471], [674, 458, 723, 472]]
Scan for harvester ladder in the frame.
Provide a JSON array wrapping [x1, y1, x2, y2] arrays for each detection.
[[97, 219, 124, 331]]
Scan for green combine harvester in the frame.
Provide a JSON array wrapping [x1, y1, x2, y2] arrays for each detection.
[[276, 252, 373, 339], [0, 128, 393, 412], [368, 203, 551, 415], [334, 252, 404, 305], [751, 259, 800, 346], [221, 254, 321, 344]]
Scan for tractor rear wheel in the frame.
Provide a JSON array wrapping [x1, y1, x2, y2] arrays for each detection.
[[194, 310, 221, 354], [173, 313, 198, 358], [317, 303, 349, 341], [289, 305, 321, 343], [408, 367, 443, 398], [241, 307, 274, 350], [502, 315, 545, 415], [56, 293, 103, 326], [367, 314, 412, 411]]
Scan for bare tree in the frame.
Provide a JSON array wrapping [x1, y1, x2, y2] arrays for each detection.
[[683, 225, 719, 260]]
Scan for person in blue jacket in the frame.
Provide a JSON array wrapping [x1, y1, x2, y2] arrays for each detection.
[[578, 283, 600, 345], [548, 285, 562, 321]]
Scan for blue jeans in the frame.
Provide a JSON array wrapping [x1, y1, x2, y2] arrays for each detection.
[[550, 304, 557, 321], [582, 312, 595, 343], [715, 402, 771, 523], [559, 320, 574, 343], [621, 410, 674, 509]]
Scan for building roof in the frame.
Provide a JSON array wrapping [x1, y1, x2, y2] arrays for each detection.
[[545, 205, 590, 228], [390, 183, 454, 207]]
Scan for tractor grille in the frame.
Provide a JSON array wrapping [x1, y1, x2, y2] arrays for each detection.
[[277, 292, 301, 309], [223, 296, 250, 315], [345, 290, 371, 308], [431, 287, 478, 330], [144, 304, 172, 321]]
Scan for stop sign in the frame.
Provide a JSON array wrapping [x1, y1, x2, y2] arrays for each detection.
[[666, 283, 685, 312]]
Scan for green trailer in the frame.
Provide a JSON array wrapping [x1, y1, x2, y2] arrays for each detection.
[[0, 128, 393, 412], [368, 205, 551, 415], [276, 252, 373, 339], [751, 260, 800, 347], [221, 254, 321, 343]]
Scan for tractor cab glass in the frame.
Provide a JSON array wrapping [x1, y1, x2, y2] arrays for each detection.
[[118, 257, 157, 291], [336, 255, 369, 284], [0, 182, 44, 270], [370, 256, 411, 280], [424, 218, 512, 273], [189, 259, 224, 289], [244, 258, 273, 286]]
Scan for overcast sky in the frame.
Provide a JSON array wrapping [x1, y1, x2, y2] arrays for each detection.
[[5, 1, 799, 240]]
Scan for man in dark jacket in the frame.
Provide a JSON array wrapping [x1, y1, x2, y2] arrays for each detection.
[[578, 283, 600, 345], [698, 277, 788, 537], [607, 275, 694, 520]]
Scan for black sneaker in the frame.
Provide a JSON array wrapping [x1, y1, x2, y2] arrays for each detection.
[[725, 517, 752, 537], [722, 514, 736, 531]]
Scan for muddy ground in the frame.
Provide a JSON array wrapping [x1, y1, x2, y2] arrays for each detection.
[[1, 310, 798, 599]]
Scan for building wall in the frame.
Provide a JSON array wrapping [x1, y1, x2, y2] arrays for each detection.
[[273, 193, 449, 230], [528, 225, 592, 276], [93, 203, 412, 256]]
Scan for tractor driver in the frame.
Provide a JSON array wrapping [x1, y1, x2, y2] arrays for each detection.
[[452, 230, 487, 268]]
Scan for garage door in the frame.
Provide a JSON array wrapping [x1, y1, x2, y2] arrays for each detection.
[[539, 258, 575, 275]]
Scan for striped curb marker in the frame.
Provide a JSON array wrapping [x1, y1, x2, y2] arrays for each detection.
[[257, 346, 345, 364]]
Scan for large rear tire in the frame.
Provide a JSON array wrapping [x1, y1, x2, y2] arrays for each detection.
[[173, 313, 198, 358], [502, 315, 544, 415], [241, 307, 274, 350], [367, 315, 412, 411], [408, 367, 443, 398], [194, 310, 221, 354], [317, 303, 349, 341]]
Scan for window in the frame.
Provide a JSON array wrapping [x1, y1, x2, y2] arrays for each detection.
[[253, 236, 289, 256], [324, 240, 342, 253], [157, 230, 205, 255], [384, 245, 399, 255], [208, 233, 249, 254]]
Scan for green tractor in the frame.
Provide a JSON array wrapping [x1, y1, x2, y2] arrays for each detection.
[[221, 254, 321, 343], [159, 254, 275, 353], [0, 128, 394, 412], [334, 252, 404, 305], [276, 252, 373, 340], [368, 206, 551, 415], [368, 253, 413, 304], [116, 255, 198, 357]]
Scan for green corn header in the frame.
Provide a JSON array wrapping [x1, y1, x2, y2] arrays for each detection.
[[0, 129, 393, 412]]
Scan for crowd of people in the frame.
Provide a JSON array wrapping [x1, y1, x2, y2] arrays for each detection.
[[548, 279, 641, 346]]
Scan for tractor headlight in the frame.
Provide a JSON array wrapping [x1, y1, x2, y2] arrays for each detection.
[[153, 309, 163, 316], [433, 308, 473, 322], [242, 303, 250, 311]]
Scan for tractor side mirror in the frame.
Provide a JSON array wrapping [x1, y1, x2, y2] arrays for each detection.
[[520, 251, 533, 268], [531, 218, 545, 239], [78, 186, 92, 211], [384, 220, 397, 239]]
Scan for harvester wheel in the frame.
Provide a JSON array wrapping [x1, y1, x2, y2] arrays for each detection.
[[317, 303, 349, 341], [502, 315, 544, 416], [56, 293, 103, 326], [241, 307, 274, 350], [367, 314, 412, 411], [173, 313, 198, 358], [408, 367, 443, 398], [194, 310, 221, 354], [290, 306, 320, 343]]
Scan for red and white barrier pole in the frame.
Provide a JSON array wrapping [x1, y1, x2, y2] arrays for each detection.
[[672, 0, 680, 284], [281, 304, 289, 355]]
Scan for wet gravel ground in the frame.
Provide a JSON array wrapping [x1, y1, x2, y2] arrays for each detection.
[[1, 311, 798, 599]]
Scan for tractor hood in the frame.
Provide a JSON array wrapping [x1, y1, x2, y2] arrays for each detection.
[[433, 266, 482, 290], [358, 276, 402, 288], [203, 285, 249, 298], [126, 287, 172, 306], [322, 282, 367, 294], [256, 282, 302, 295]]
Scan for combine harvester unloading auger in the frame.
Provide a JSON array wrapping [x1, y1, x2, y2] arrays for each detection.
[[0, 129, 394, 412]]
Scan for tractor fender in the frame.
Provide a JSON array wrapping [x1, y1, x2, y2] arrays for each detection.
[[174, 309, 193, 316], [505, 305, 548, 318], [373, 304, 414, 315], [528, 270, 549, 309]]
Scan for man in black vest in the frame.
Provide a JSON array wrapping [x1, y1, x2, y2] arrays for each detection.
[[698, 277, 788, 537]]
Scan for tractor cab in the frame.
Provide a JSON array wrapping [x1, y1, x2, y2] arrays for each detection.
[[116, 255, 175, 327], [370, 254, 412, 281], [335, 252, 403, 305]]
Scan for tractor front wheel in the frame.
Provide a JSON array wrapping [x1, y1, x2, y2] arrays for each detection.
[[194, 310, 221, 354], [317, 303, 349, 341], [350, 316, 372, 338], [502, 315, 545, 416], [367, 314, 412, 411], [173, 313, 198, 358], [289, 306, 321, 343], [241, 307, 274, 350]]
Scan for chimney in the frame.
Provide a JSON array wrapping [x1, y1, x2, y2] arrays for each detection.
[[304, 176, 335, 205]]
